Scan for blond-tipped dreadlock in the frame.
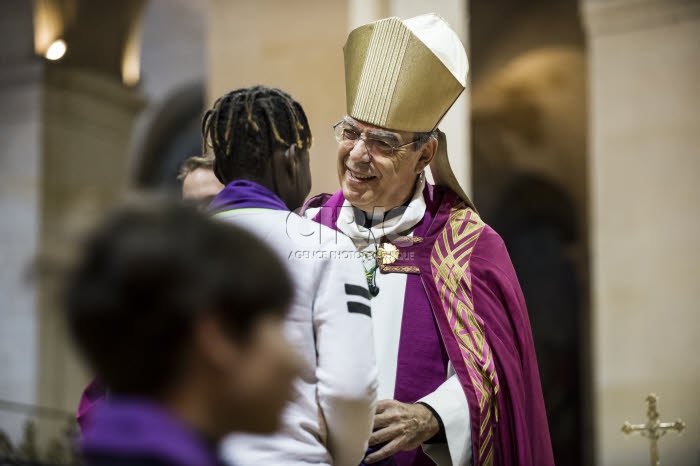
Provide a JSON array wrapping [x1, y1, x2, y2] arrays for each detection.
[[201, 86, 313, 185]]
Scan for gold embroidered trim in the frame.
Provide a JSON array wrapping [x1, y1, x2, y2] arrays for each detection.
[[431, 207, 498, 466], [392, 236, 423, 244], [379, 264, 419, 274]]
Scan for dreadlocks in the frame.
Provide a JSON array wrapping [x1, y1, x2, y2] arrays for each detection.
[[201, 86, 313, 185]]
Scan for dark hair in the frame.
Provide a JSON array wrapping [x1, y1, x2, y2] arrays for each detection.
[[177, 153, 216, 182], [64, 202, 293, 397], [201, 85, 312, 185]]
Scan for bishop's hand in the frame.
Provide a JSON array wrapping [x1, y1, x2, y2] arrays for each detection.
[[364, 399, 440, 464]]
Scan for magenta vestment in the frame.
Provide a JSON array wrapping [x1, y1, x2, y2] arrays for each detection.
[[305, 183, 554, 466]]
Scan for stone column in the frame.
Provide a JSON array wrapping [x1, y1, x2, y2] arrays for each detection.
[[581, 1, 700, 464], [0, 0, 146, 452], [38, 66, 146, 419], [0, 1, 42, 444]]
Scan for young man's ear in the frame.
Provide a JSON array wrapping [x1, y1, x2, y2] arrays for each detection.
[[283, 144, 298, 176]]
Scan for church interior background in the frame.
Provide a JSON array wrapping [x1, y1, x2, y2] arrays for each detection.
[[1, 0, 698, 465]]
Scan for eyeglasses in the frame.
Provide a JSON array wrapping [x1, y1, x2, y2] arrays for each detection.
[[333, 121, 418, 157]]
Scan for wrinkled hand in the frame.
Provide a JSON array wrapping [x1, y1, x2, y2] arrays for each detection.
[[364, 399, 439, 464]]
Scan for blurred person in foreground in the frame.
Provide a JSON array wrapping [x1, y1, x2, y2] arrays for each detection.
[[65, 203, 301, 466], [178, 153, 224, 210], [74, 156, 225, 428], [302, 14, 554, 466], [201, 85, 377, 466]]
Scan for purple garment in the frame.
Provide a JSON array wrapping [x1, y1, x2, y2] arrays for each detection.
[[209, 179, 288, 213], [77, 378, 107, 432], [305, 183, 554, 466], [80, 398, 225, 466], [391, 188, 451, 466]]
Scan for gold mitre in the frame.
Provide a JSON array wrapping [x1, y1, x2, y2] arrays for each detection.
[[344, 13, 468, 132]]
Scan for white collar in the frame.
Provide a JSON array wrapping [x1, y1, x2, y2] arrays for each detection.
[[337, 175, 427, 249]]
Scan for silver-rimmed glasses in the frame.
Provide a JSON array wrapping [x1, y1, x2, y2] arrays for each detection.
[[333, 121, 418, 157]]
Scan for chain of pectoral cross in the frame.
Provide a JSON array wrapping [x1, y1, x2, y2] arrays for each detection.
[[621, 393, 686, 466]]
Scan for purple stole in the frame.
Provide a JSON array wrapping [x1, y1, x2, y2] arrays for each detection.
[[81, 398, 224, 466], [307, 183, 554, 466], [209, 179, 289, 213]]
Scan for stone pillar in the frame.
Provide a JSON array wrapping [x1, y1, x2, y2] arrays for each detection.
[[581, 1, 700, 464], [38, 66, 146, 418], [0, 0, 42, 444], [0, 0, 146, 452]]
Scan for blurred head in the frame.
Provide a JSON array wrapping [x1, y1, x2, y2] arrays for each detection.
[[201, 86, 313, 210], [336, 116, 436, 212], [65, 202, 301, 438], [178, 154, 224, 210]]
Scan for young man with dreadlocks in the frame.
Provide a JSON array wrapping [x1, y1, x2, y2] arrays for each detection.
[[202, 85, 378, 466]]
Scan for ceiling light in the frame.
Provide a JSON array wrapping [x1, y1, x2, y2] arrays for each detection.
[[45, 39, 66, 61]]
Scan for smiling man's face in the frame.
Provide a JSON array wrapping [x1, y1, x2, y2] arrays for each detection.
[[336, 117, 433, 213]]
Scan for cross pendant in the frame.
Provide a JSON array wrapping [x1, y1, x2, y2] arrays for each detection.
[[621, 393, 686, 466]]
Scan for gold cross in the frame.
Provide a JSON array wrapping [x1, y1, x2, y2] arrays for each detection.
[[621, 393, 686, 466]]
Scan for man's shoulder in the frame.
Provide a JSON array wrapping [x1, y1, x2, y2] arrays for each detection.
[[439, 203, 487, 235], [216, 208, 358, 257], [438, 204, 509, 261], [286, 210, 359, 254]]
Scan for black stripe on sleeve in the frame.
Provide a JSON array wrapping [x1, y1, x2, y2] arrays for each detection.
[[347, 301, 371, 317], [345, 283, 371, 300]]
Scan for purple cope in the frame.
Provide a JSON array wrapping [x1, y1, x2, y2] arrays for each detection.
[[304, 182, 554, 466]]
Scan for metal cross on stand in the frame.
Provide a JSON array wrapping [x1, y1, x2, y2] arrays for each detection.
[[621, 393, 686, 466]]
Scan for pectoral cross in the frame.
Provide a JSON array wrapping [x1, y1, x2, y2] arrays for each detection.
[[621, 393, 686, 466]]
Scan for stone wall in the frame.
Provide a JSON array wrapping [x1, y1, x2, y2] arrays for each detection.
[[583, 0, 700, 463]]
